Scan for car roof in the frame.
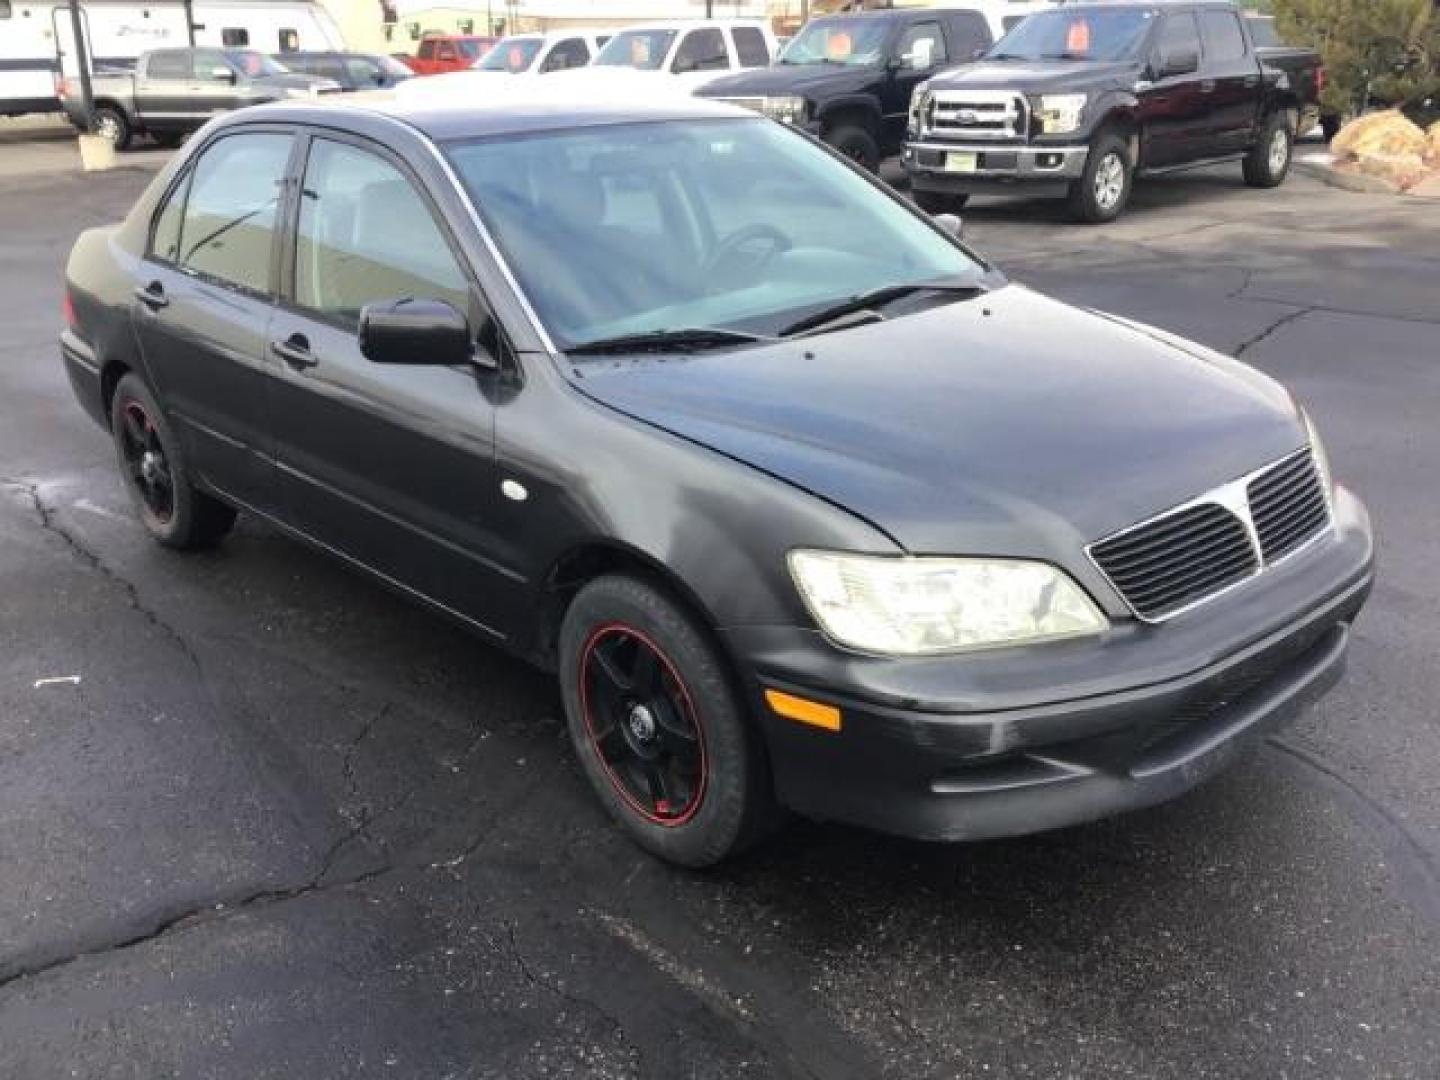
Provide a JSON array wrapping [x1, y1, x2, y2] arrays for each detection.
[[238, 87, 757, 142]]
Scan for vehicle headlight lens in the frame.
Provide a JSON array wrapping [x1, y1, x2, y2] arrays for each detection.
[[1035, 93, 1087, 134], [1302, 410, 1335, 505], [788, 551, 1107, 656], [909, 81, 932, 124], [761, 95, 807, 124]]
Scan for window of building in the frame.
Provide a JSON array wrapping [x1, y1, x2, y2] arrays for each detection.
[[294, 139, 470, 327], [176, 133, 293, 293], [278, 28, 299, 53], [221, 27, 248, 47]]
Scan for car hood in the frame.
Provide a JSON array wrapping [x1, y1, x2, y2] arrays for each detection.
[[700, 63, 880, 98], [569, 285, 1304, 557], [929, 58, 1139, 94]]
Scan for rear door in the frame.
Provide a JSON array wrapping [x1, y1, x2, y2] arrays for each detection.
[[131, 128, 296, 512], [1197, 7, 1260, 153], [1140, 11, 1206, 167], [267, 132, 512, 637], [134, 49, 192, 130]]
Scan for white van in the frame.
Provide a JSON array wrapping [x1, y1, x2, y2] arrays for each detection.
[[2, 0, 343, 116], [573, 20, 778, 91]]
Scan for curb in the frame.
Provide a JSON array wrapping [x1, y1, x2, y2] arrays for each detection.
[[1292, 155, 1401, 195]]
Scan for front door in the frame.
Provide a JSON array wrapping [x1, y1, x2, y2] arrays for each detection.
[[1139, 11, 1207, 167], [187, 48, 241, 118], [268, 134, 512, 639], [131, 129, 295, 512], [883, 20, 949, 151], [1197, 8, 1260, 154], [133, 48, 194, 132]]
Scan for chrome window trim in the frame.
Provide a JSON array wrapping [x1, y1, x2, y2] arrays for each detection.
[[1087, 446, 1333, 625]]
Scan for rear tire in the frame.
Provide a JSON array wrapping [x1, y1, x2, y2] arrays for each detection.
[[825, 123, 881, 172], [1244, 113, 1293, 188], [558, 573, 778, 867], [1067, 131, 1133, 223], [110, 373, 237, 550], [912, 190, 970, 214], [93, 105, 131, 151]]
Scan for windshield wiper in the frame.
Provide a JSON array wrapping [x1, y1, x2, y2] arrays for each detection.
[[565, 327, 773, 356], [777, 279, 984, 339]]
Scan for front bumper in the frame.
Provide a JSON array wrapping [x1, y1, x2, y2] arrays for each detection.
[[723, 489, 1373, 841], [903, 140, 1088, 197]]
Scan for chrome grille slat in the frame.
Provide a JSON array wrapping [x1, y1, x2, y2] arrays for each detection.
[[923, 91, 1028, 142], [1088, 448, 1331, 622]]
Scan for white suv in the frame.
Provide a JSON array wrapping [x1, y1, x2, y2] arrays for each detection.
[[470, 30, 611, 76]]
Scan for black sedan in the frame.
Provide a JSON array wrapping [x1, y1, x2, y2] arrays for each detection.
[[60, 93, 1373, 866], [276, 51, 415, 90]]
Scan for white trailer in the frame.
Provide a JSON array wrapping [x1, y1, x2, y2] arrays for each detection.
[[3, 0, 345, 116]]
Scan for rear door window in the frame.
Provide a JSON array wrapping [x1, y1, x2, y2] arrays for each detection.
[[542, 38, 591, 72], [175, 132, 293, 293], [732, 26, 770, 67], [146, 50, 189, 80], [1199, 10, 1247, 63], [1156, 12, 1202, 68]]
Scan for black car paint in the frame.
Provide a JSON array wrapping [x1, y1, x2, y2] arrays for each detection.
[[905, 1, 1320, 199], [61, 97, 1373, 842], [698, 8, 993, 157]]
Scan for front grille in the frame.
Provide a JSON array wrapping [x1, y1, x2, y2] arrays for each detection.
[[1089, 447, 1331, 622], [1090, 503, 1258, 621], [1248, 449, 1328, 562], [924, 91, 1027, 142]]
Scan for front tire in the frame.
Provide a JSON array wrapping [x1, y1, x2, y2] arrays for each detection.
[[912, 189, 970, 214], [558, 574, 777, 867], [110, 373, 237, 549], [92, 105, 131, 151], [1244, 113, 1293, 188], [1067, 131, 1133, 223], [825, 123, 881, 172]]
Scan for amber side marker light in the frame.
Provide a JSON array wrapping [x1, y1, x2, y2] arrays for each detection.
[[764, 689, 842, 732]]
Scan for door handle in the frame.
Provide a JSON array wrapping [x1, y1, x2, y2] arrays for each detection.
[[1200, 79, 1216, 93], [133, 282, 169, 310], [270, 334, 317, 370]]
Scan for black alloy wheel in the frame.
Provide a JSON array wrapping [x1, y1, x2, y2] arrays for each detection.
[[580, 624, 708, 826], [117, 398, 174, 525]]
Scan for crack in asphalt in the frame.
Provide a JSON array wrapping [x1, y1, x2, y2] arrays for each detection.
[[1231, 306, 1316, 358], [1, 478, 202, 676], [1268, 738, 1440, 924]]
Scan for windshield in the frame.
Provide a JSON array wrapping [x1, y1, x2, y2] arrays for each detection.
[[780, 17, 891, 67], [226, 50, 290, 77], [478, 36, 543, 71], [594, 29, 677, 70], [446, 118, 985, 350], [457, 39, 488, 59], [989, 9, 1155, 62]]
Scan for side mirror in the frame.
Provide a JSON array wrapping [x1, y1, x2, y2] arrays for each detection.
[[1158, 49, 1199, 78], [211, 66, 238, 83], [933, 212, 964, 239], [359, 298, 473, 366]]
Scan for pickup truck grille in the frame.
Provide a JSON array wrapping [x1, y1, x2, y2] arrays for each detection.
[[923, 91, 1028, 142], [1088, 448, 1329, 622]]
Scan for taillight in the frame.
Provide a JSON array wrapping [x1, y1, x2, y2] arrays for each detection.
[[62, 289, 78, 331], [1316, 65, 1326, 96]]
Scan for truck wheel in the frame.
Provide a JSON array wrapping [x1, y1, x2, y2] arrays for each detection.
[[558, 573, 779, 867], [1067, 132, 1133, 223], [826, 124, 880, 172], [1244, 113, 1292, 188], [110, 374, 237, 549], [913, 190, 970, 214], [93, 105, 132, 151]]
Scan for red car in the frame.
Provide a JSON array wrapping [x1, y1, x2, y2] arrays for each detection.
[[404, 34, 498, 75]]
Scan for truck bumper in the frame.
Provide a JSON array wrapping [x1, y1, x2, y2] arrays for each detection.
[[903, 141, 1088, 197]]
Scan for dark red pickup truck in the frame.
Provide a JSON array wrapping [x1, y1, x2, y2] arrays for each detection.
[[403, 34, 498, 76]]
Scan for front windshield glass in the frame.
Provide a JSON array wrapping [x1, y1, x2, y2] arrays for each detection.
[[594, 29, 677, 70], [989, 9, 1155, 62], [478, 36, 543, 71], [226, 50, 289, 76], [780, 17, 891, 66], [446, 119, 985, 350]]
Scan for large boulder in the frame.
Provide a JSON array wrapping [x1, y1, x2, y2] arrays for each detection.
[[1331, 110, 1428, 160]]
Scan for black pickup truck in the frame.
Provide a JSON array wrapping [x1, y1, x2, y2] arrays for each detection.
[[61, 48, 339, 151], [903, 1, 1323, 222], [697, 6, 995, 171]]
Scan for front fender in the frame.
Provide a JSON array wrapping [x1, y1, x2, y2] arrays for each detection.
[[814, 95, 882, 129]]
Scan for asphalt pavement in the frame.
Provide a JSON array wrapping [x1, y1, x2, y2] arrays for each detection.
[[1, 136, 1437, 1079]]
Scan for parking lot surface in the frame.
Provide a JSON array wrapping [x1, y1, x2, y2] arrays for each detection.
[[1, 138, 1437, 1078]]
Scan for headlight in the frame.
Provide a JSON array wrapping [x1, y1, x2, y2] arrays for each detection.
[[1035, 93, 1087, 134], [761, 95, 807, 124], [788, 551, 1107, 656], [1301, 410, 1335, 506], [909, 81, 932, 123]]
